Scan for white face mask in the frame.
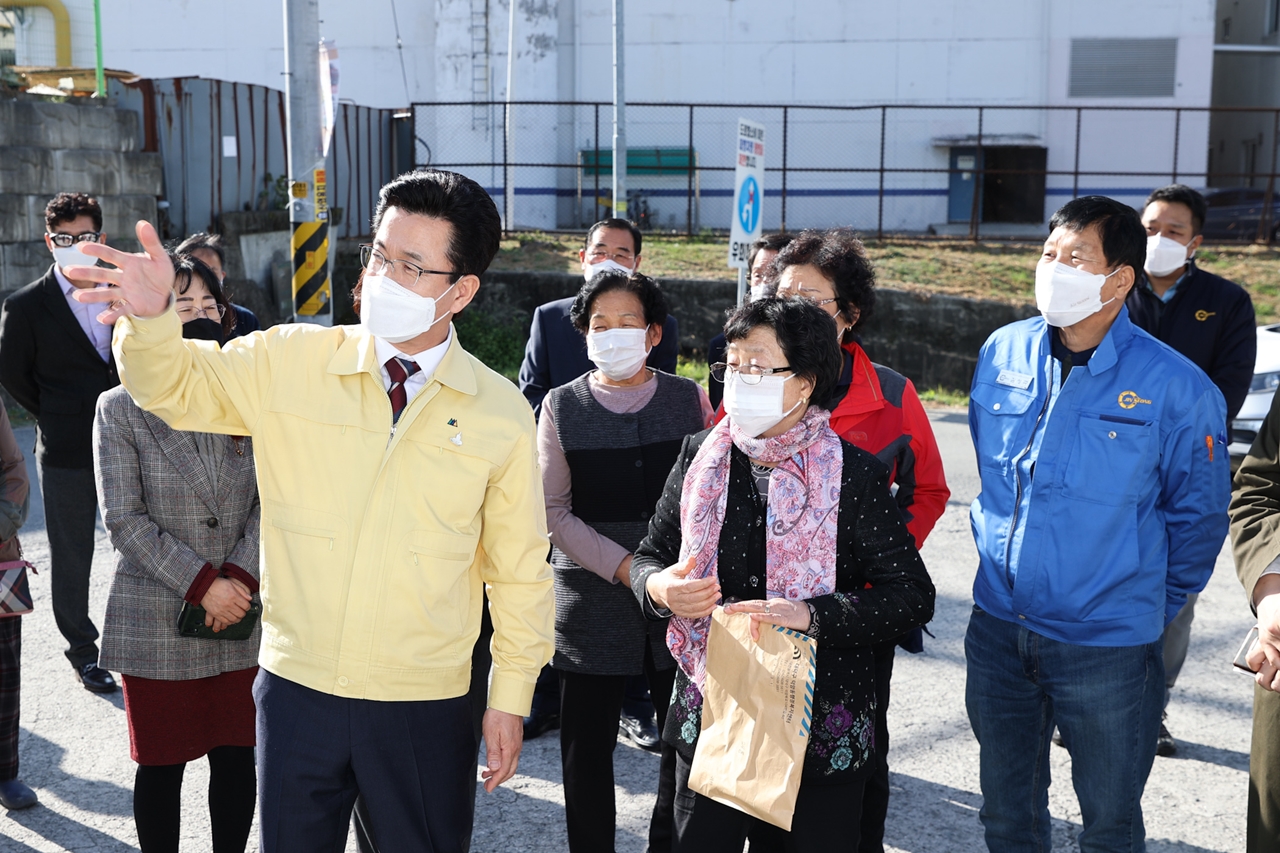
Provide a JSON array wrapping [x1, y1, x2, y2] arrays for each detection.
[[52, 243, 94, 274], [583, 258, 634, 281], [1145, 234, 1191, 278], [587, 327, 650, 381], [359, 273, 456, 344], [724, 370, 801, 437], [1034, 261, 1120, 328], [749, 284, 768, 302]]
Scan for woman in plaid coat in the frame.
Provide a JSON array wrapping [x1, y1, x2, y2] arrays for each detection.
[[0, 405, 33, 810], [93, 256, 260, 853]]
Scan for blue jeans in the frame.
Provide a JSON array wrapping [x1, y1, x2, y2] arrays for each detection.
[[964, 607, 1163, 853]]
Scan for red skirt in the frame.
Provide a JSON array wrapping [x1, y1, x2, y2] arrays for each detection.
[[122, 667, 258, 765]]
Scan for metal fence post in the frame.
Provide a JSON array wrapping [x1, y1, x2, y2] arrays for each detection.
[[1172, 108, 1181, 184], [1073, 107, 1082, 200], [968, 107, 983, 242], [781, 106, 789, 232], [687, 104, 695, 236], [1261, 108, 1279, 245], [501, 101, 509, 235], [594, 103, 600, 225], [877, 105, 886, 241]]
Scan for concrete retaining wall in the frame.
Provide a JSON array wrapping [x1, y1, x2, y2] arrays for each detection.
[[474, 270, 1037, 392]]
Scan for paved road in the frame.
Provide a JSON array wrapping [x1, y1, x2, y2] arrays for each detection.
[[0, 414, 1254, 851]]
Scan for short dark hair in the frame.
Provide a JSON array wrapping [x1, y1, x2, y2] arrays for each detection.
[[176, 232, 226, 266], [171, 254, 236, 336], [1145, 184, 1208, 234], [1048, 196, 1146, 281], [45, 192, 102, 232], [723, 297, 842, 407], [748, 232, 794, 272], [372, 170, 502, 278], [569, 270, 669, 334], [585, 218, 643, 258], [773, 228, 876, 340]]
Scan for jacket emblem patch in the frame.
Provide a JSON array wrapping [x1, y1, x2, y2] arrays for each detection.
[[1118, 390, 1153, 409], [1194, 310, 1216, 321]]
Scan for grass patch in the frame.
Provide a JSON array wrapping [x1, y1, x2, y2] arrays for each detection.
[[917, 386, 970, 409], [5, 407, 33, 429], [453, 310, 524, 383], [676, 356, 709, 391], [493, 233, 1280, 321]]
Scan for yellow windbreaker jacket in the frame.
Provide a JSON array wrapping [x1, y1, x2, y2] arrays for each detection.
[[111, 310, 554, 715]]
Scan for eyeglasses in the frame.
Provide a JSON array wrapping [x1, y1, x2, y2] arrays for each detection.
[[780, 290, 838, 308], [176, 300, 227, 321], [360, 245, 458, 289], [585, 247, 635, 264], [710, 363, 793, 385], [48, 231, 101, 248]]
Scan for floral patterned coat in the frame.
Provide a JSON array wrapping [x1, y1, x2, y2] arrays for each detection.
[[631, 430, 935, 784]]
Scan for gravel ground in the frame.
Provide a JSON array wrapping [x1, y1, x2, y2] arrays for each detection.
[[0, 414, 1254, 851]]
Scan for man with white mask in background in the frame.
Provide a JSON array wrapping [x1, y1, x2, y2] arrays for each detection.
[[966, 195, 1229, 853], [63, 170, 554, 852], [0, 192, 120, 694], [518, 219, 679, 418], [516, 217, 680, 748], [1124, 184, 1256, 757]]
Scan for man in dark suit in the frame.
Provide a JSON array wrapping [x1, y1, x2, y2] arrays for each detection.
[[1125, 184, 1257, 756], [516, 218, 677, 749], [0, 192, 119, 693], [518, 218, 678, 417]]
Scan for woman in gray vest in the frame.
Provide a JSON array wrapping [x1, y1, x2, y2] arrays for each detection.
[[538, 270, 712, 853]]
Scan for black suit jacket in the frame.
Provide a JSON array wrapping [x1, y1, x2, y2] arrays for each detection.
[[517, 296, 680, 417], [0, 266, 120, 469]]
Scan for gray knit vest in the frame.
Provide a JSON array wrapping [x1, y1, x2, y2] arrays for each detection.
[[546, 371, 706, 675]]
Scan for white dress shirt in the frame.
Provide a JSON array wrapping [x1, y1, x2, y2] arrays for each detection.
[[373, 327, 453, 407], [55, 265, 112, 362]]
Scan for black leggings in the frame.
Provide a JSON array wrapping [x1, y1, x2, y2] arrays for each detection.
[[133, 745, 257, 853]]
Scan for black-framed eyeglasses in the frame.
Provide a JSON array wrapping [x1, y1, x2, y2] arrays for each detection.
[[48, 231, 101, 248], [359, 244, 458, 288], [710, 363, 793, 385]]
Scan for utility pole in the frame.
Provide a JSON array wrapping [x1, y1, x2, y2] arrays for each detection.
[[92, 0, 105, 98], [504, 0, 516, 231], [612, 0, 627, 219], [283, 0, 332, 325]]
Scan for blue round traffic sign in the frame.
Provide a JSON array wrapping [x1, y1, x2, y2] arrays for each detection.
[[737, 175, 760, 234]]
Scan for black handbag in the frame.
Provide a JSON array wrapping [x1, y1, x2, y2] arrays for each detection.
[[176, 600, 262, 641]]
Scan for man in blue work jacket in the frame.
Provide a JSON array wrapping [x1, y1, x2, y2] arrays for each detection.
[[966, 196, 1230, 853]]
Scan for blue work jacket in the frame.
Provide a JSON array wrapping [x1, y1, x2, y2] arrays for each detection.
[[968, 307, 1229, 647]]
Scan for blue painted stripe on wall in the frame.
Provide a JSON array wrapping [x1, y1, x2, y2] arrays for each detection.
[[484, 186, 951, 199]]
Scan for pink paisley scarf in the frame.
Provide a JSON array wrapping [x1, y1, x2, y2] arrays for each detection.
[[667, 404, 843, 689]]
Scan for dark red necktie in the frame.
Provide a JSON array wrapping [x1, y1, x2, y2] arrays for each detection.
[[385, 357, 421, 424]]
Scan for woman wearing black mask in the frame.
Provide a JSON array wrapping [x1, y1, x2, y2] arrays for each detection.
[[92, 256, 261, 852]]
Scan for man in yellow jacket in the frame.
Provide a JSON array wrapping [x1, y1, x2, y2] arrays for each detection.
[[70, 170, 554, 852]]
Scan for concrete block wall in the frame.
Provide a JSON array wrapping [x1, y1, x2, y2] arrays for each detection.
[[0, 95, 161, 294], [474, 270, 1034, 392]]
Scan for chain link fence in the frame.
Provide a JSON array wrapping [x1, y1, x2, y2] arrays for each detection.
[[413, 100, 1280, 243]]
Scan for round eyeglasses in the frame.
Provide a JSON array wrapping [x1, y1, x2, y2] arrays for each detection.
[[710, 363, 793, 385]]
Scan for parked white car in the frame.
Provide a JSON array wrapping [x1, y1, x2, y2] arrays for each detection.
[[1231, 324, 1280, 458]]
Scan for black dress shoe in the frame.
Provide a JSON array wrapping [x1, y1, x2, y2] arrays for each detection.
[[522, 710, 560, 741], [0, 779, 38, 810], [74, 663, 117, 694], [619, 711, 660, 751]]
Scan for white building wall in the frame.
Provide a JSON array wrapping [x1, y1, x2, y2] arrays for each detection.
[[8, 0, 1222, 230]]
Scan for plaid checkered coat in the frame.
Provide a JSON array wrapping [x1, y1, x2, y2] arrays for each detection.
[[93, 386, 261, 680]]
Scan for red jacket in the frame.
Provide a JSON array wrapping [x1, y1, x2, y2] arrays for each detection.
[[713, 342, 949, 548], [827, 342, 948, 548]]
